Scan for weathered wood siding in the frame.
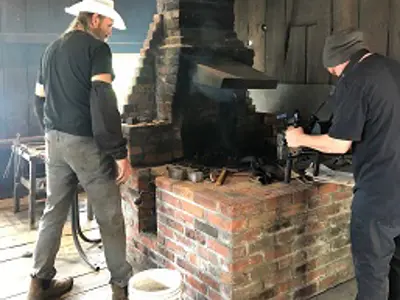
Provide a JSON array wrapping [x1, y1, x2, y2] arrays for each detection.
[[234, 0, 400, 83]]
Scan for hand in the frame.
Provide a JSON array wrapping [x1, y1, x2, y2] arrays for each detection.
[[285, 126, 305, 148], [115, 157, 132, 185]]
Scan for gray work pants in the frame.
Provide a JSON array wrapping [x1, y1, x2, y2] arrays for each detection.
[[31, 130, 132, 287]]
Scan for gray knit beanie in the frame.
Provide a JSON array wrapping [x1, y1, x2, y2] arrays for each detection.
[[323, 30, 369, 68]]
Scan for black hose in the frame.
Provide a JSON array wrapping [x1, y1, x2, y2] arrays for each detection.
[[73, 197, 101, 244], [71, 192, 101, 271]]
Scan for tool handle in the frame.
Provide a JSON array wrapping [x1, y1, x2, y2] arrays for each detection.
[[313, 153, 321, 176], [216, 168, 228, 186], [284, 156, 293, 183]]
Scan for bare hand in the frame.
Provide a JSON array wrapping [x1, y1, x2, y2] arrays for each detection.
[[115, 157, 132, 185], [285, 126, 305, 148]]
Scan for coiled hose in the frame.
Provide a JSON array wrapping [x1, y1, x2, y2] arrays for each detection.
[[71, 193, 102, 271]]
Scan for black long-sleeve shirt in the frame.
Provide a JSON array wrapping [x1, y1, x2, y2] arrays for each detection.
[[36, 30, 127, 160]]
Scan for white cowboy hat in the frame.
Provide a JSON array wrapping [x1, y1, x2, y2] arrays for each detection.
[[65, 0, 126, 30]]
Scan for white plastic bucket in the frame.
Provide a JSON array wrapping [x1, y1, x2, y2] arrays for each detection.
[[129, 268, 183, 300]]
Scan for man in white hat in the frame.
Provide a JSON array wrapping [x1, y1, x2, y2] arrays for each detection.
[[29, 1, 132, 299]]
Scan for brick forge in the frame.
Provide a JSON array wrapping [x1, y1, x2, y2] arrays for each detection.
[[122, 168, 355, 300]]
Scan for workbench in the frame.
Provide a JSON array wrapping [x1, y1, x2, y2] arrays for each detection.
[[12, 139, 93, 229]]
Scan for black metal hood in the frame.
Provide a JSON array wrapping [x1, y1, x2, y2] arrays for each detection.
[[192, 59, 278, 90]]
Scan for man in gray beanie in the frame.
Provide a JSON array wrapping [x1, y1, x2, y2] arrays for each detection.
[[286, 29, 400, 300], [322, 30, 369, 75]]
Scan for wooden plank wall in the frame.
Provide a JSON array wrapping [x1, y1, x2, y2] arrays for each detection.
[[234, 0, 400, 84], [0, 0, 74, 140]]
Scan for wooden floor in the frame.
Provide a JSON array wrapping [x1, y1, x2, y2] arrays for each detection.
[[0, 195, 116, 300]]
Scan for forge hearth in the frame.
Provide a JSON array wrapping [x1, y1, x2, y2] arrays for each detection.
[[122, 0, 278, 167], [122, 167, 355, 300]]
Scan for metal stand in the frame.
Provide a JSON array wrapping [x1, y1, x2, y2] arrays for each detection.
[[283, 150, 322, 183], [12, 139, 46, 229]]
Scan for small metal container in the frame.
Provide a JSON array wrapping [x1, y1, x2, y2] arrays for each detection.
[[188, 170, 204, 183], [166, 165, 187, 180]]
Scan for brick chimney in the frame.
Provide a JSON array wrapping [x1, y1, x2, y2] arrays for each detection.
[[122, 0, 277, 167]]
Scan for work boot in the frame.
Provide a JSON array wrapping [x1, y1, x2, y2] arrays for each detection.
[[27, 276, 73, 300], [111, 284, 128, 300]]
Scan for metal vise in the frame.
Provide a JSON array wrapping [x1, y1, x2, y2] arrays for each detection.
[[276, 110, 330, 183]]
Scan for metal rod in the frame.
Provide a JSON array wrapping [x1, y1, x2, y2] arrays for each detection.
[[0, 136, 44, 147]]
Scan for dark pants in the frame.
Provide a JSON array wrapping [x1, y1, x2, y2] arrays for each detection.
[[351, 207, 400, 300]]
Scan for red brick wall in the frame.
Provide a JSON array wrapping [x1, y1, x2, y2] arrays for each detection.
[[122, 172, 354, 300]]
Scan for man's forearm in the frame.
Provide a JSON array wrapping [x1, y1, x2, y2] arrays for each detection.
[[299, 134, 350, 154], [90, 81, 127, 160]]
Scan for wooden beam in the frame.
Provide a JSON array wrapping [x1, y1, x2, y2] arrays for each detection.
[[290, 0, 327, 26], [359, 0, 390, 55], [234, 0, 249, 44], [332, 0, 359, 32], [248, 0, 267, 72], [265, 0, 286, 79], [282, 26, 307, 83], [389, 0, 400, 60], [306, 0, 331, 84]]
